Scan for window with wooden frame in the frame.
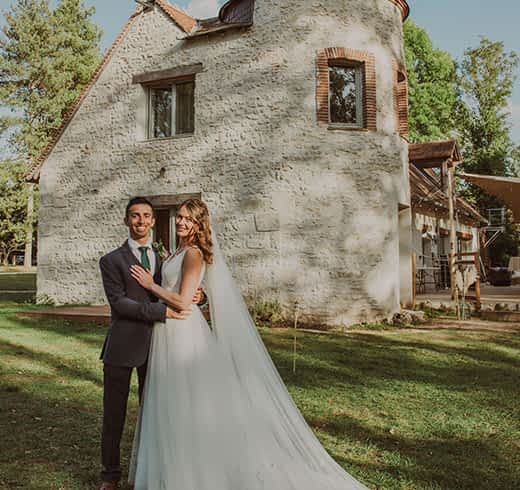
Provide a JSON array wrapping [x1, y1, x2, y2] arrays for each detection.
[[316, 48, 376, 130], [133, 63, 202, 140], [328, 62, 364, 127], [146, 78, 195, 138]]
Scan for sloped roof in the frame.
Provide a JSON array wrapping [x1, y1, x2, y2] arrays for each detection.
[[409, 139, 461, 168], [155, 0, 197, 33], [185, 0, 255, 38], [26, 2, 197, 182]]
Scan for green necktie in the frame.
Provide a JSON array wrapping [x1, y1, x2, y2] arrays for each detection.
[[138, 246, 151, 271]]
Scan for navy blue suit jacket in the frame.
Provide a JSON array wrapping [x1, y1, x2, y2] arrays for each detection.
[[99, 240, 166, 367]]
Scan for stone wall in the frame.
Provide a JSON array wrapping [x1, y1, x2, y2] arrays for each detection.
[[38, 0, 409, 325]]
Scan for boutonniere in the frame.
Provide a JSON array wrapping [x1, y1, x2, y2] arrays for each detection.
[[152, 240, 169, 261]]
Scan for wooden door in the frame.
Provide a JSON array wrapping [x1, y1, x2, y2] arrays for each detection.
[[154, 208, 171, 253]]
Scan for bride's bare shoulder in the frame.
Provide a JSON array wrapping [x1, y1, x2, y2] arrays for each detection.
[[183, 246, 203, 264]]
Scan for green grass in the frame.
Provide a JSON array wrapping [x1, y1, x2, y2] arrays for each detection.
[[0, 305, 519, 489]]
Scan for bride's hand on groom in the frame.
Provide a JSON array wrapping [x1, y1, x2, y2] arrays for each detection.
[[130, 265, 154, 290]]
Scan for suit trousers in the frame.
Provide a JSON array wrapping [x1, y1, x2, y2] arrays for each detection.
[[101, 361, 148, 483]]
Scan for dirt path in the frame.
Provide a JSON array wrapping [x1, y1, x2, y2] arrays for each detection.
[[413, 317, 520, 333]]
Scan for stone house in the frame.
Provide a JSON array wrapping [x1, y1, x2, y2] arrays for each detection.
[[27, 0, 413, 325]]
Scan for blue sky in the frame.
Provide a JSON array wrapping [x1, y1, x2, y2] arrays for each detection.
[[0, 0, 519, 143]]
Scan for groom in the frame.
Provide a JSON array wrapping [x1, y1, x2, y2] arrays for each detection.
[[98, 196, 198, 490]]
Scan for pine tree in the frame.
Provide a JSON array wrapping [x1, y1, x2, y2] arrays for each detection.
[[0, 159, 35, 265], [0, 0, 102, 159], [0, 0, 101, 266]]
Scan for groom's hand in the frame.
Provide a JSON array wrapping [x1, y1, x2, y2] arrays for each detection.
[[166, 307, 191, 320], [192, 288, 206, 305]]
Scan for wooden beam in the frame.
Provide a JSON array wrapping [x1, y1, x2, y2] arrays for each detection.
[[411, 252, 416, 309], [132, 63, 203, 85], [145, 192, 201, 208], [410, 158, 449, 169]]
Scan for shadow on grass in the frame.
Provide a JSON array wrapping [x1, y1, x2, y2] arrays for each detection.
[[2, 313, 519, 489], [0, 379, 139, 489], [0, 338, 103, 386], [0, 342, 137, 489], [264, 331, 520, 395], [323, 415, 518, 490], [9, 314, 106, 350], [263, 331, 520, 489]]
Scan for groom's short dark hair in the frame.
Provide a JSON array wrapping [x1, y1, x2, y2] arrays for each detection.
[[125, 196, 155, 218]]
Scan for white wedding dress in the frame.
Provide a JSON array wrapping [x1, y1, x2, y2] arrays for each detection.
[[129, 243, 368, 490]]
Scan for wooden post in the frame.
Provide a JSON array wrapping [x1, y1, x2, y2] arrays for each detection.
[[411, 252, 417, 308], [475, 253, 481, 311], [447, 165, 456, 302], [24, 183, 34, 270]]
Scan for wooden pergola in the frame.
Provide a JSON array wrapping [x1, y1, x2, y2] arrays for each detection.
[[409, 140, 485, 311]]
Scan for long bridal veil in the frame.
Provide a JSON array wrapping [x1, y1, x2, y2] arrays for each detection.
[[201, 231, 368, 489], [129, 228, 368, 489]]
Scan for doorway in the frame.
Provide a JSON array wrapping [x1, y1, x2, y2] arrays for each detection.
[[147, 192, 201, 254]]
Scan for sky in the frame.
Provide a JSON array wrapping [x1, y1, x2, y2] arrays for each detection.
[[0, 0, 519, 142]]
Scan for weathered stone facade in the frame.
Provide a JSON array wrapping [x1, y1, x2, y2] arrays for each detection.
[[37, 0, 410, 325]]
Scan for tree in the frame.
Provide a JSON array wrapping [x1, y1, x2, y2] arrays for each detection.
[[456, 38, 520, 265], [404, 20, 458, 142], [0, 0, 101, 267], [0, 160, 35, 265], [0, 0, 102, 159]]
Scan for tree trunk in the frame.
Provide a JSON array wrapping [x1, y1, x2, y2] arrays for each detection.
[[24, 183, 34, 269]]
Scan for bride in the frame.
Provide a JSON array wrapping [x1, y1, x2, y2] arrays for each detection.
[[128, 198, 368, 489]]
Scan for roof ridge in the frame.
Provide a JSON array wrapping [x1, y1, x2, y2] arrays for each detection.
[[155, 0, 197, 33]]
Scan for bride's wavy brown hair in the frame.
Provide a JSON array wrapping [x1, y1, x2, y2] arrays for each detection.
[[177, 198, 213, 265]]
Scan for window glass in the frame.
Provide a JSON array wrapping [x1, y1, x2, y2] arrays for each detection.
[[329, 65, 359, 125], [176, 81, 195, 135], [151, 87, 173, 138]]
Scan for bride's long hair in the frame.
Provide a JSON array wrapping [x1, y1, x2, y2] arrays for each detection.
[[177, 198, 213, 264]]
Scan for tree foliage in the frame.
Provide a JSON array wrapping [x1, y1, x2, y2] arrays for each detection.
[[456, 38, 520, 265], [456, 38, 519, 179], [0, 160, 36, 265], [403, 20, 458, 142], [0, 0, 102, 159], [405, 24, 519, 264]]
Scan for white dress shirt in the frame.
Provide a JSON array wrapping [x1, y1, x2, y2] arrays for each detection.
[[128, 235, 156, 275]]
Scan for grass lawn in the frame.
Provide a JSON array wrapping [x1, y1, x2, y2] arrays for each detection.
[[0, 305, 519, 489]]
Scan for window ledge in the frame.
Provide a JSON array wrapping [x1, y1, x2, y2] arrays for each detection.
[[327, 124, 368, 132], [138, 133, 194, 143]]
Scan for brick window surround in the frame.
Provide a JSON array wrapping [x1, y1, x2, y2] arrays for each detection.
[[316, 47, 376, 130], [393, 60, 409, 137]]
